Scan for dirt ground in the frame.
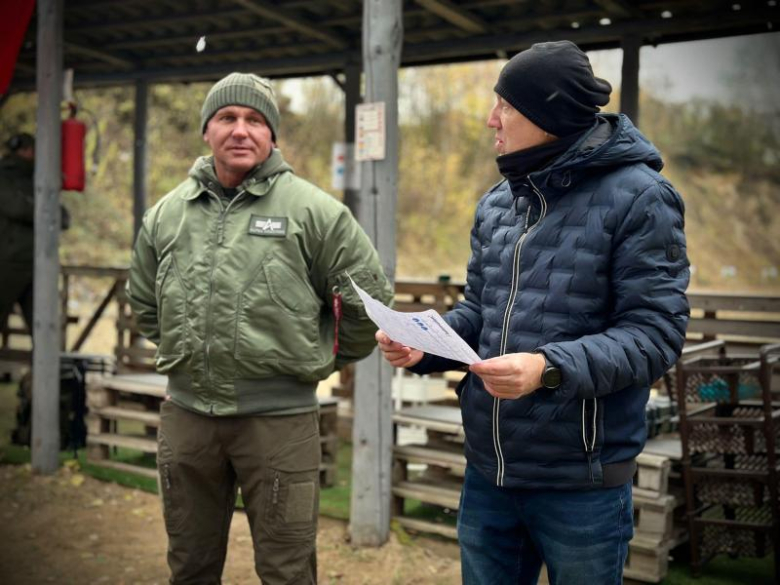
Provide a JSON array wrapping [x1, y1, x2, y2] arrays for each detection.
[[0, 463, 461, 585]]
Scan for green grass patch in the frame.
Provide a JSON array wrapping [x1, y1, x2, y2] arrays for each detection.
[[664, 554, 774, 585], [319, 441, 352, 520]]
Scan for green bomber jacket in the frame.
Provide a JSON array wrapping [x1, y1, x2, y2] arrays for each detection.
[[127, 149, 393, 416]]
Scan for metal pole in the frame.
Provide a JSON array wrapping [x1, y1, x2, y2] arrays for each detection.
[[133, 78, 148, 240], [620, 35, 641, 127], [350, 0, 402, 547], [343, 62, 361, 216], [32, 0, 63, 474]]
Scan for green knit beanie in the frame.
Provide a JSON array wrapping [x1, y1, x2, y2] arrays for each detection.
[[200, 72, 280, 139]]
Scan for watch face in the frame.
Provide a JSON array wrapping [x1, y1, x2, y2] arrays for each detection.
[[543, 367, 561, 388]]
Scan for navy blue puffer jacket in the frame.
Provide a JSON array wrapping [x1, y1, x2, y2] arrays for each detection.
[[412, 114, 689, 490]]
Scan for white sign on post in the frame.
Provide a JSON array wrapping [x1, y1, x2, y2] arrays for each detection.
[[355, 102, 386, 161], [331, 142, 361, 191]]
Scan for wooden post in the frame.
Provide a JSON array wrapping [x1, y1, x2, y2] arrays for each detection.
[[133, 78, 148, 240], [343, 62, 361, 216], [60, 273, 69, 350], [620, 34, 641, 127], [32, 0, 63, 474], [349, 0, 402, 547]]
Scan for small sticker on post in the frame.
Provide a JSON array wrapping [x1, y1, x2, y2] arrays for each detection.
[[355, 102, 386, 161]]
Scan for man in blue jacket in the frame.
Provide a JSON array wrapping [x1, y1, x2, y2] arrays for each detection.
[[377, 41, 689, 585]]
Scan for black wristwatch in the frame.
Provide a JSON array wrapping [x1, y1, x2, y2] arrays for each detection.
[[540, 354, 562, 390]]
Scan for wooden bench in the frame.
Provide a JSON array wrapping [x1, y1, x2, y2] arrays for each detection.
[[86, 373, 339, 487]]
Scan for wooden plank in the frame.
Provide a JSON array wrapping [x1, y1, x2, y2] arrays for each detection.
[[395, 280, 464, 298], [61, 265, 129, 279], [687, 318, 780, 340], [414, 0, 488, 33], [100, 374, 167, 397], [94, 406, 161, 426], [71, 282, 115, 352], [88, 458, 158, 480], [392, 480, 461, 510], [687, 292, 780, 313], [0, 349, 33, 362], [394, 515, 458, 540], [87, 433, 157, 453], [680, 339, 725, 357], [233, 0, 347, 49], [31, 0, 64, 475], [642, 434, 682, 461], [393, 444, 466, 475]]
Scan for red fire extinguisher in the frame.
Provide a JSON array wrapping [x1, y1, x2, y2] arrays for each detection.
[[62, 103, 86, 191]]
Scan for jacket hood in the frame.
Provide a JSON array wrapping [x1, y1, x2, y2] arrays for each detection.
[[187, 148, 293, 197], [532, 113, 663, 189]]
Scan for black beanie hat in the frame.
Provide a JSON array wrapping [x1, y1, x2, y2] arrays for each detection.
[[494, 41, 612, 137]]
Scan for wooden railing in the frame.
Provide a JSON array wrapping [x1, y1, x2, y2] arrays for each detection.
[[1, 268, 778, 370], [0, 265, 127, 364], [393, 279, 780, 345]]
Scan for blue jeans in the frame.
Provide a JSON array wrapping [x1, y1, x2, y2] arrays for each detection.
[[457, 464, 633, 585]]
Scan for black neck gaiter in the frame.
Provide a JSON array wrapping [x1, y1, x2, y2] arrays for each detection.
[[496, 131, 584, 191]]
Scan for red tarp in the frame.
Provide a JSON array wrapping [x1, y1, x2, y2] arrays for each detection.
[[1, 0, 36, 96]]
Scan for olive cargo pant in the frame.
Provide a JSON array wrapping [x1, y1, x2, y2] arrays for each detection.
[[157, 400, 320, 584]]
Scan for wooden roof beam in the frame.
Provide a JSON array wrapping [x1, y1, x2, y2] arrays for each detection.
[[108, 26, 283, 51], [414, 0, 489, 34], [64, 41, 134, 68], [66, 7, 251, 34], [231, 0, 348, 50], [592, 0, 643, 19]]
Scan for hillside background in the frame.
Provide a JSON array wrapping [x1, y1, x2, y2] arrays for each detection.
[[1, 34, 778, 293]]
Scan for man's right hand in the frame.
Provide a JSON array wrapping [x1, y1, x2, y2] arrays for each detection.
[[375, 330, 424, 368]]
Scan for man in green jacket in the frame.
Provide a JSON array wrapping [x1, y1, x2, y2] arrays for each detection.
[[127, 73, 393, 584]]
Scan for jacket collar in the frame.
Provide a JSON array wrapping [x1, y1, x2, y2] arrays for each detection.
[[182, 148, 293, 200]]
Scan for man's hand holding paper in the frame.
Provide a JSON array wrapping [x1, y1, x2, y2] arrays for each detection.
[[349, 276, 481, 365]]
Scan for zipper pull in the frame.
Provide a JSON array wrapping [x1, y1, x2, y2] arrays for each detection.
[[587, 453, 594, 484], [332, 285, 342, 355], [164, 464, 172, 490], [272, 473, 279, 505]]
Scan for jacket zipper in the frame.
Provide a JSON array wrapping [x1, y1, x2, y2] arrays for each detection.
[[203, 189, 244, 403], [582, 398, 598, 483], [493, 179, 547, 486]]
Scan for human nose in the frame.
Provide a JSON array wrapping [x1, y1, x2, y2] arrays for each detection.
[[487, 104, 500, 128], [232, 119, 248, 137]]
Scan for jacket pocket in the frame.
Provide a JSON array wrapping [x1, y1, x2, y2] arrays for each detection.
[[264, 257, 320, 316], [155, 255, 189, 360], [331, 268, 383, 319], [581, 397, 603, 483], [234, 257, 320, 363], [156, 425, 187, 535], [263, 414, 320, 542]]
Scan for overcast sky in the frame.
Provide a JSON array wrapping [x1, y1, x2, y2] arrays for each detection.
[[280, 32, 779, 112], [589, 32, 778, 105]]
